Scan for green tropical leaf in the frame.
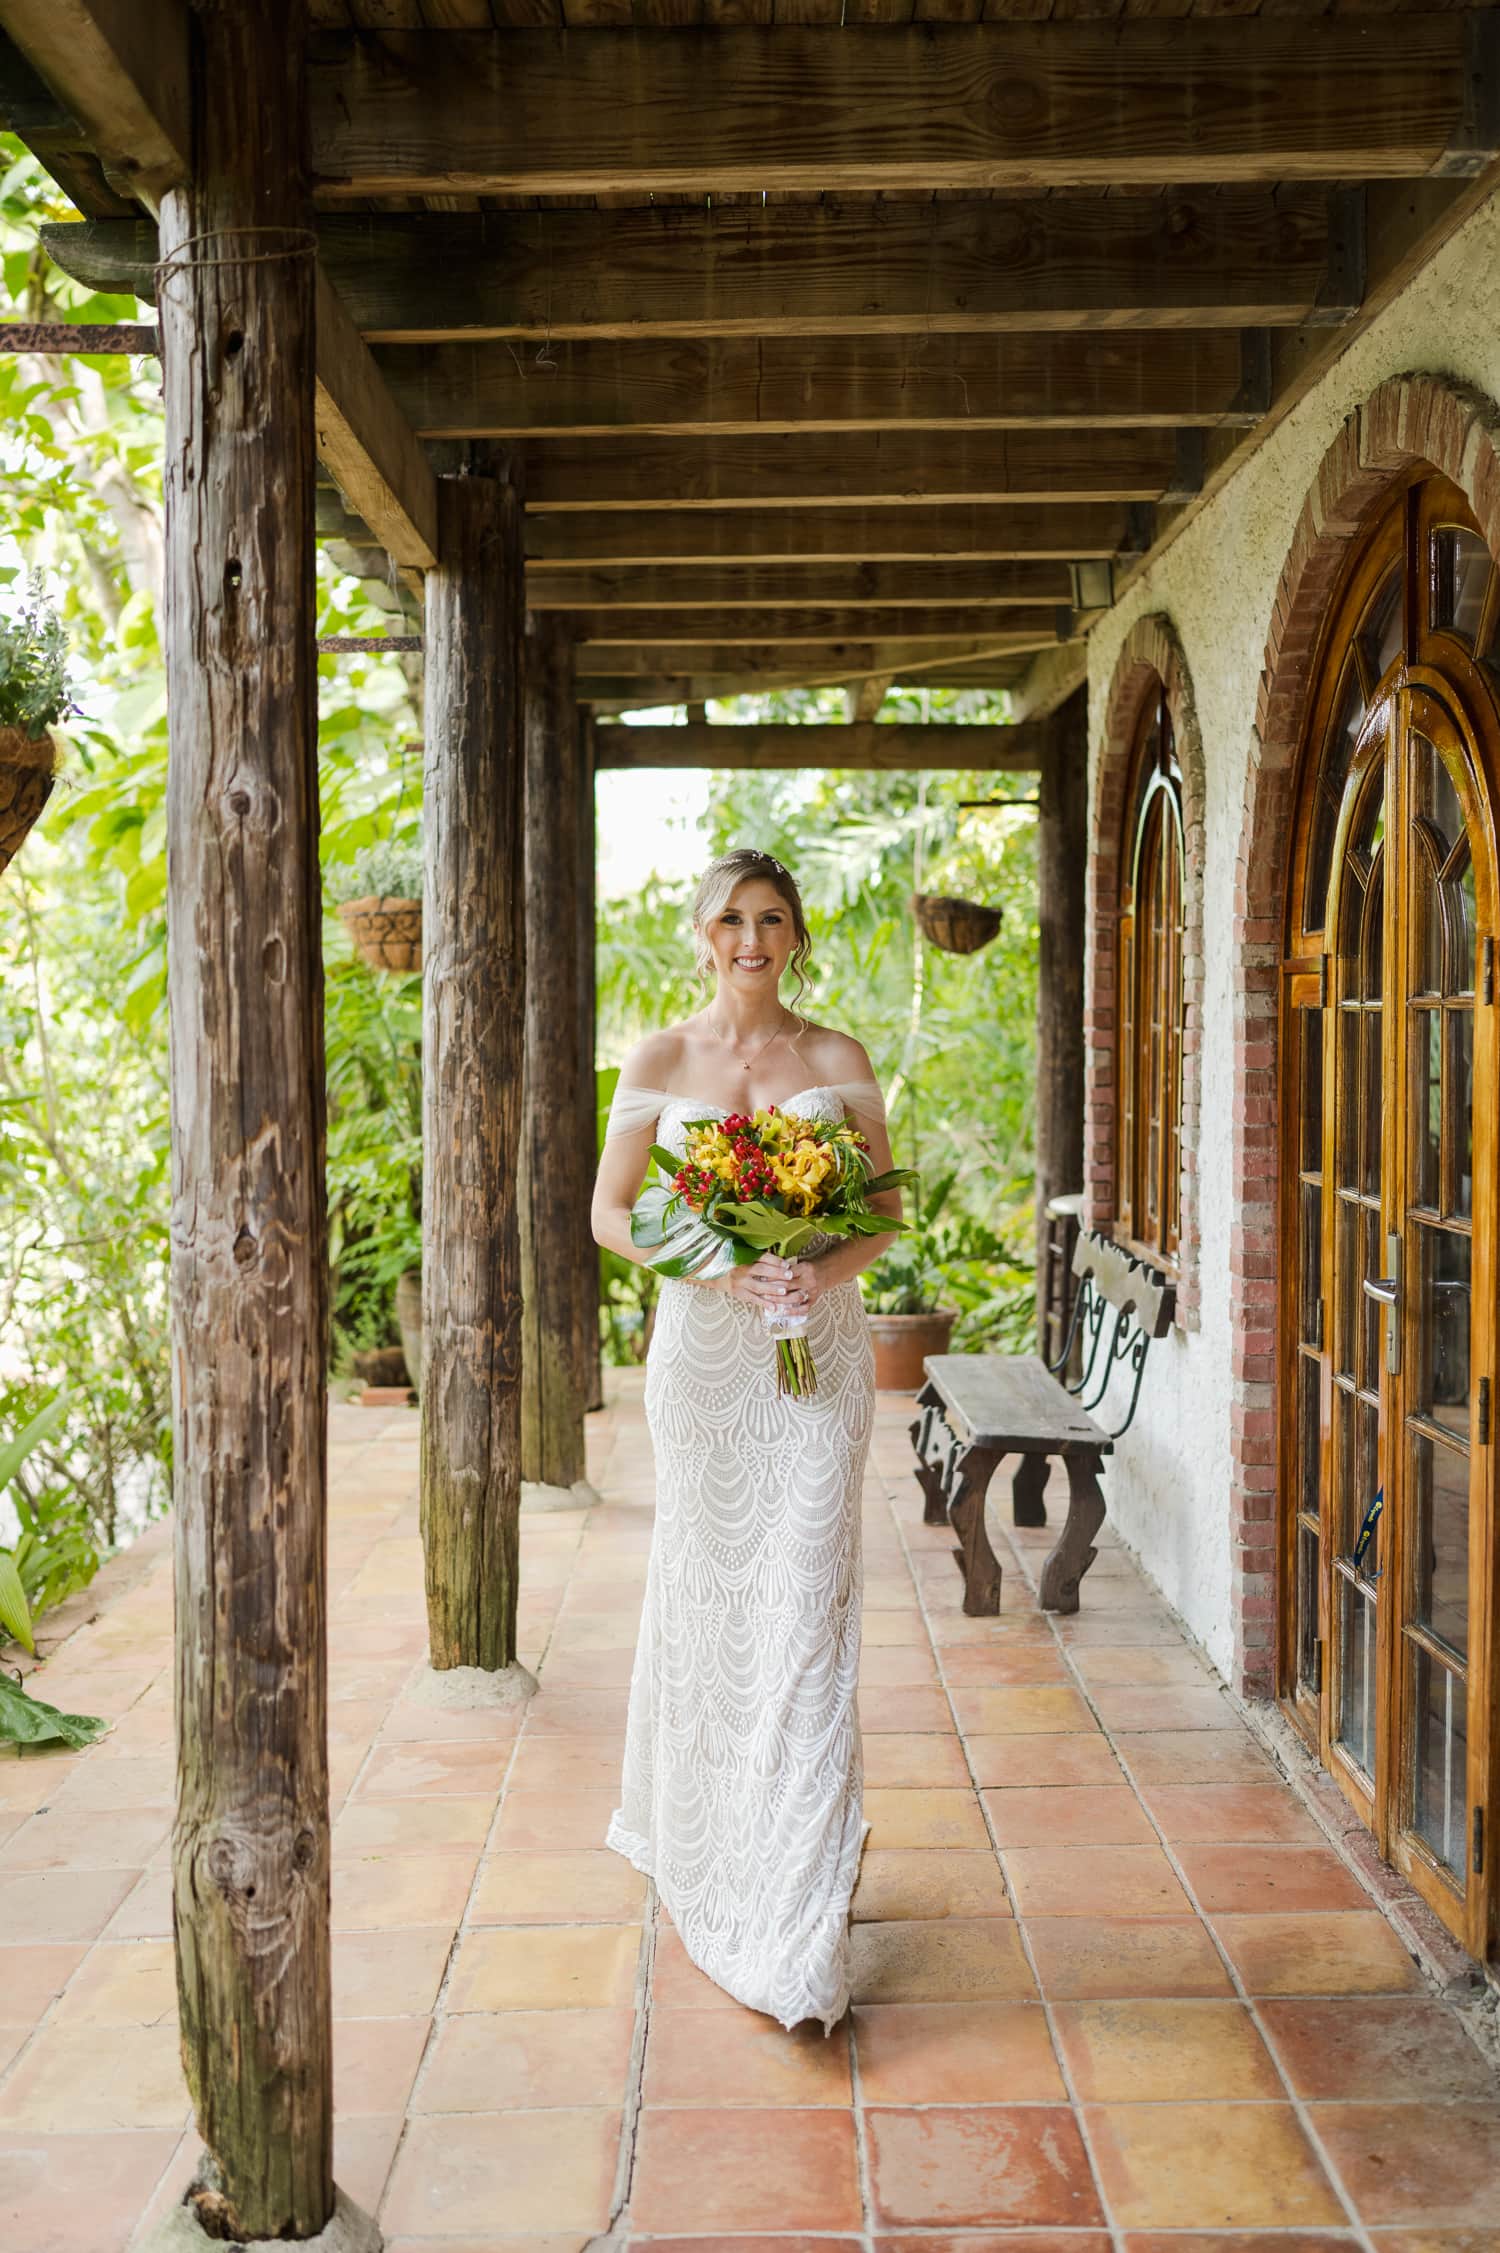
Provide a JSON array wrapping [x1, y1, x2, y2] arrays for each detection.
[[0, 1391, 69, 1494], [864, 1167, 922, 1198], [0, 1554, 35, 1655], [711, 1204, 820, 1257], [0, 1671, 107, 1749]]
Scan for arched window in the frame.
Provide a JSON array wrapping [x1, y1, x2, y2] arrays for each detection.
[[1117, 684, 1185, 1266]]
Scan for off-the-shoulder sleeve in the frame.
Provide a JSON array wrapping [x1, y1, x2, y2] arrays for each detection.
[[604, 1082, 669, 1141], [833, 1078, 888, 1131]]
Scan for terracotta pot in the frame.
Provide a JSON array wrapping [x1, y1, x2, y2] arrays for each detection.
[[352, 1345, 410, 1389], [339, 894, 422, 973], [0, 726, 57, 880], [911, 891, 1002, 956], [395, 1267, 424, 1400], [866, 1307, 959, 1393]]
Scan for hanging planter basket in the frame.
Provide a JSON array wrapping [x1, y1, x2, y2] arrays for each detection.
[[0, 727, 57, 881], [338, 894, 423, 974], [911, 891, 1002, 956]]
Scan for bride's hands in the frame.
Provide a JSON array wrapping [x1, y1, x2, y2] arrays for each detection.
[[785, 1259, 823, 1311], [719, 1254, 799, 1309]]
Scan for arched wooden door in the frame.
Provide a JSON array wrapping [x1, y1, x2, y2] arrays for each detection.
[[1281, 474, 1500, 1961]]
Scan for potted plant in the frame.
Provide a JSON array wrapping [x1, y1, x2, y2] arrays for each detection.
[[328, 837, 424, 973], [861, 1234, 962, 1392], [0, 574, 74, 881], [861, 1174, 1033, 1392]]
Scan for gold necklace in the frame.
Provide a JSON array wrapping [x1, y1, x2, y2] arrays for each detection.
[[707, 1006, 789, 1075]]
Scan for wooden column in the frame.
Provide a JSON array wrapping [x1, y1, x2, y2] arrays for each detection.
[[579, 711, 606, 1415], [520, 617, 590, 1492], [1034, 686, 1088, 1341], [422, 459, 527, 1667], [158, 2, 333, 2239]]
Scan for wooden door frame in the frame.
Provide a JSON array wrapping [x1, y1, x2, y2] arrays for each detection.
[[1276, 472, 1500, 1962]]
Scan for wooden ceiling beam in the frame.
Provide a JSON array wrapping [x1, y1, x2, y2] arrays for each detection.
[[304, 435, 1179, 530], [525, 504, 1141, 567], [568, 608, 1062, 648], [307, 21, 1497, 199], [312, 271, 439, 570], [3, 0, 438, 570], [583, 666, 1026, 710], [594, 722, 1047, 772], [525, 561, 1075, 610], [522, 430, 1185, 513], [379, 330, 1260, 439], [0, 0, 189, 213], [575, 635, 1053, 678], [308, 189, 1359, 339], [37, 191, 1356, 338]]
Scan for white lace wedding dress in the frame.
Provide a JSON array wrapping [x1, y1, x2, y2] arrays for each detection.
[[603, 1082, 880, 2030]]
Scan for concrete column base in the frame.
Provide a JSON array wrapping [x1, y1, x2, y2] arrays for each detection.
[[409, 1659, 538, 1711], [522, 1478, 602, 1512], [139, 2176, 380, 2253]]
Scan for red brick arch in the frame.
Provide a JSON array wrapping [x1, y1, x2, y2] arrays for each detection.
[[1087, 614, 1207, 1331], [1229, 372, 1500, 1697]]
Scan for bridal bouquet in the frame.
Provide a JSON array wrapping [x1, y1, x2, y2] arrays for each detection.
[[631, 1105, 915, 1396]]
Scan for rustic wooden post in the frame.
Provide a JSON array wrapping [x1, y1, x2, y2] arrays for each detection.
[[579, 711, 605, 1415], [157, 2, 343, 2240], [520, 617, 593, 1499], [422, 456, 528, 1670], [1034, 685, 1088, 1341]]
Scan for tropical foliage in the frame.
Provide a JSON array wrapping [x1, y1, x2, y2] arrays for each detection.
[[0, 136, 423, 1624]]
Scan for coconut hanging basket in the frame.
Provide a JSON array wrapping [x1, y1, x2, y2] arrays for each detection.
[[911, 890, 1002, 956], [339, 894, 423, 974], [0, 727, 57, 881]]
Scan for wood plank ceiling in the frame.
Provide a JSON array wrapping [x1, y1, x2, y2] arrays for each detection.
[[9, 1, 1500, 714]]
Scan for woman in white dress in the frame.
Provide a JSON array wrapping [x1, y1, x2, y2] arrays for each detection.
[[591, 849, 903, 2030]]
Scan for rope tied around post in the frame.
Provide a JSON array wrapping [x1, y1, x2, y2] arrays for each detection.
[[153, 226, 319, 298]]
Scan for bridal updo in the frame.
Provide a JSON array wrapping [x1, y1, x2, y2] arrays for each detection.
[[692, 847, 814, 1004]]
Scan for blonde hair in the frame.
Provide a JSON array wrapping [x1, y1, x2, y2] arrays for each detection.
[[692, 848, 814, 1012]]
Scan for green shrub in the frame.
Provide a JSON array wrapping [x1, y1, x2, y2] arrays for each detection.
[[326, 836, 423, 905], [0, 572, 75, 738]]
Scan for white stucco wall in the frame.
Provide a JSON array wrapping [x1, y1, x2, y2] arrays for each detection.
[[1085, 185, 1500, 1681]]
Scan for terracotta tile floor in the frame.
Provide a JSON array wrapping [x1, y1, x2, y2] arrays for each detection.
[[3, 1375, 1498, 2253]]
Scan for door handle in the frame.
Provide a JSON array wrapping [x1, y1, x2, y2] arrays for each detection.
[[1361, 1233, 1402, 1374]]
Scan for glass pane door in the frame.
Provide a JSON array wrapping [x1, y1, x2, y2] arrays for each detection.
[[1327, 749, 1388, 1804], [1282, 476, 1498, 1964], [1393, 695, 1489, 1947]]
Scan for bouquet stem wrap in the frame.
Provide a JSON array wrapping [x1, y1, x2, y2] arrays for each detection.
[[762, 1298, 815, 1398]]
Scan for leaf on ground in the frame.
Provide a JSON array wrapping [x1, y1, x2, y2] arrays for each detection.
[[0, 1671, 108, 1749]]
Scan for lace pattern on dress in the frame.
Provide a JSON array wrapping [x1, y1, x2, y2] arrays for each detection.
[[605, 1086, 875, 2030]]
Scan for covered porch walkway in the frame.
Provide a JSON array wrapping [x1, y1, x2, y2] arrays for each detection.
[[4, 1382, 1496, 2250]]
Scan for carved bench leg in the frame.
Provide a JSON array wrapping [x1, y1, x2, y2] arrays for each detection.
[[909, 1384, 952, 1527], [1038, 1450, 1107, 1615], [948, 1444, 1004, 1617], [1012, 1454, 1050, 1528]]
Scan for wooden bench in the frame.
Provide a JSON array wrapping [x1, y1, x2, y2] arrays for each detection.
[[909, 1231, 1176, 1618]]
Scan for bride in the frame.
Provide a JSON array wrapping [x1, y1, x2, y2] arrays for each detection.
[[591, 847, 903, 2030]]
